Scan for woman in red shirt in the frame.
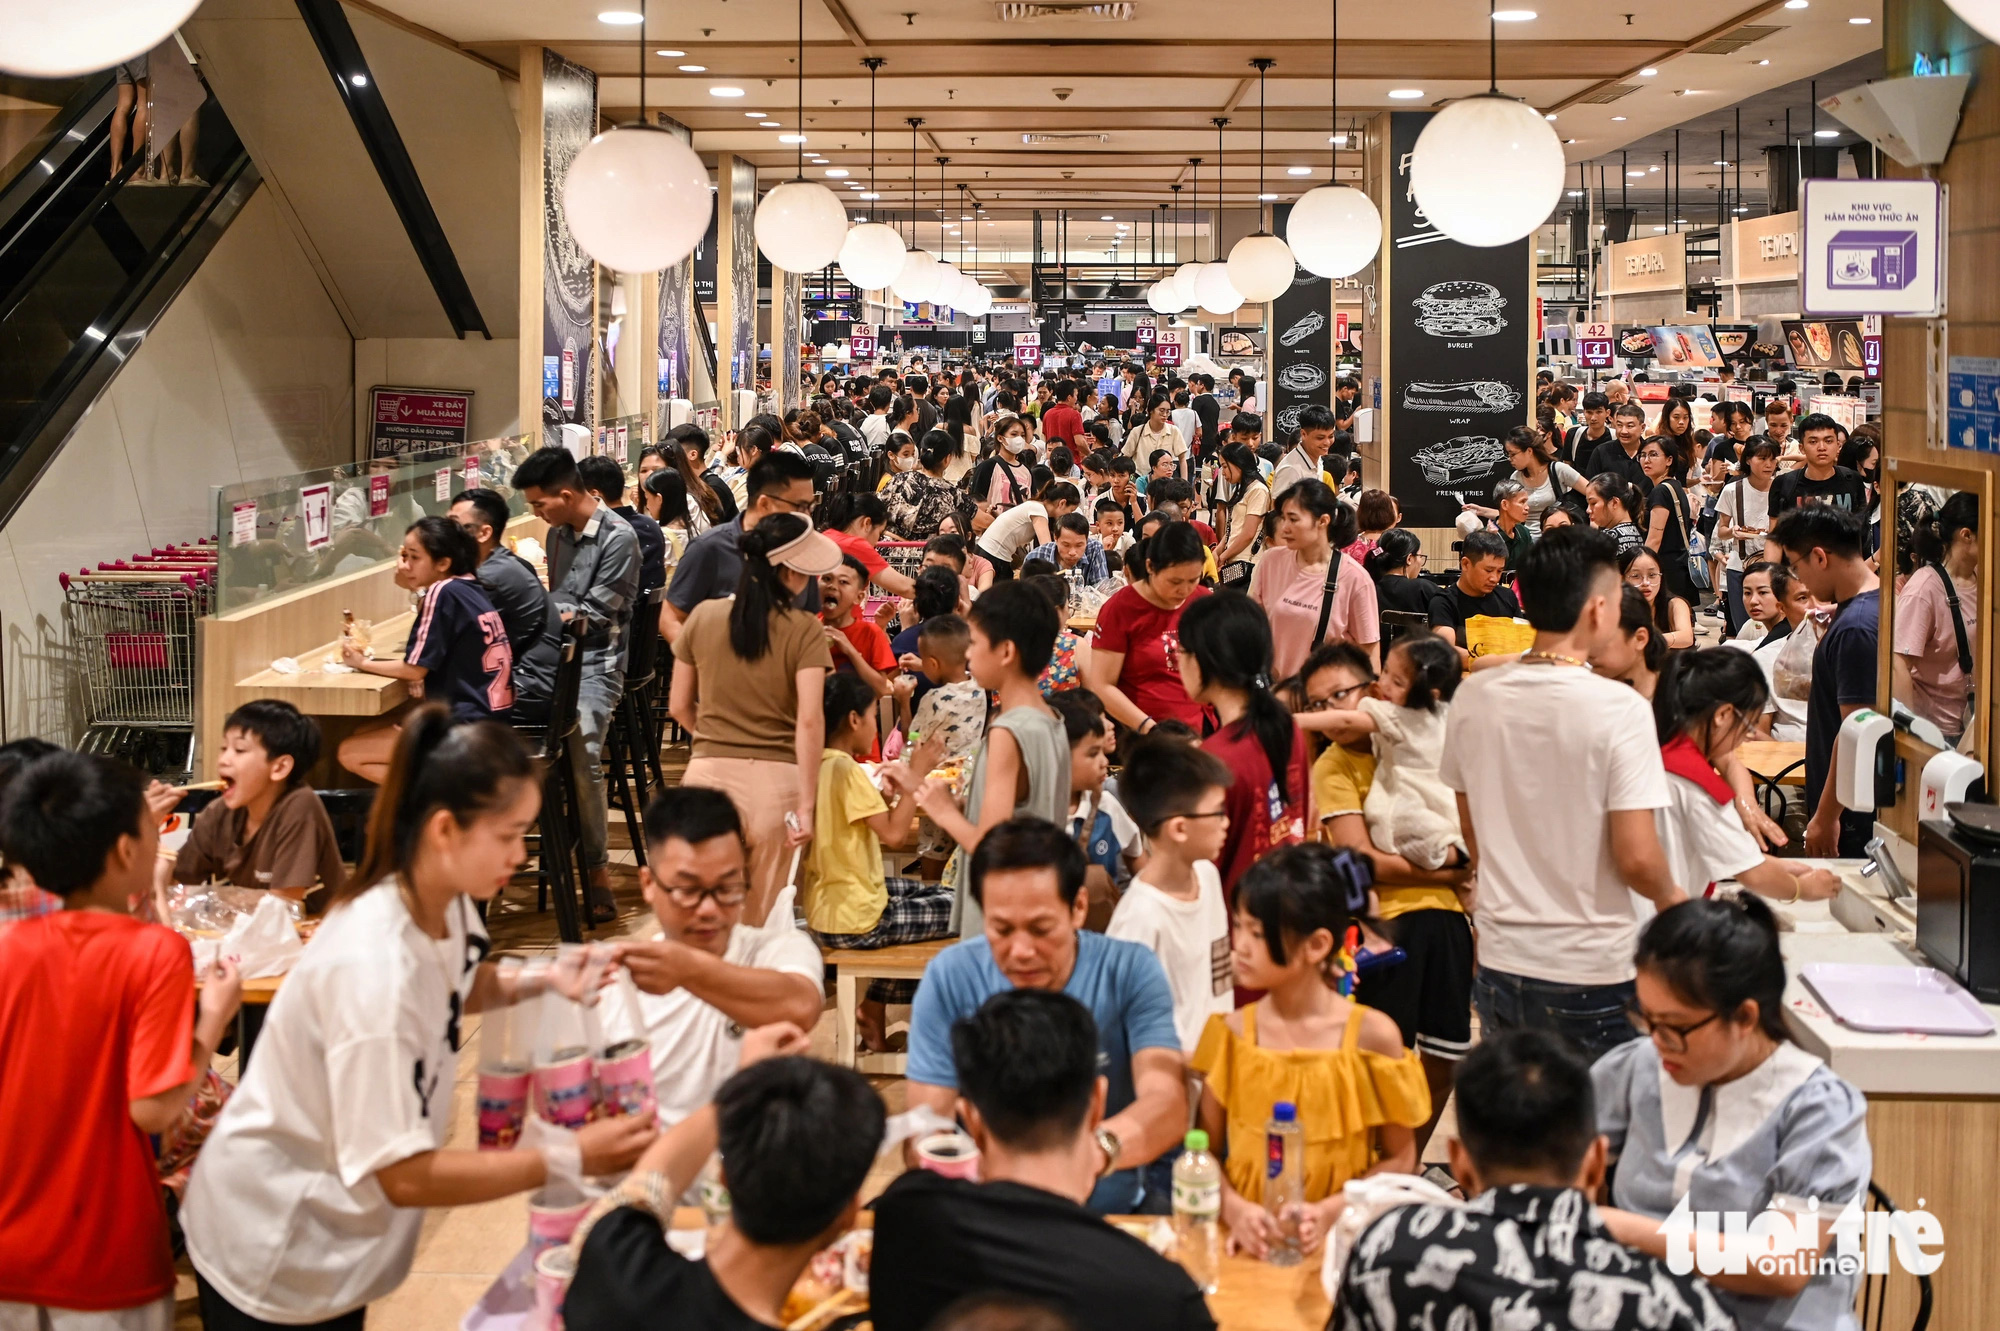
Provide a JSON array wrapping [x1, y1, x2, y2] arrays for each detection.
[[1176, 590, 1314, 898], [1085, 521, 1211, 733]]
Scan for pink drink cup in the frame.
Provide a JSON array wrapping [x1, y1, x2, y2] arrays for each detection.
[[533, 1244, 575, 1331], [593, 1040, 657, 1120], [476, 1067, 530, 1150], [532, 1049, 597, 1129], [528, 1187, 590, 1260], [915, 1131, 981, 1181]]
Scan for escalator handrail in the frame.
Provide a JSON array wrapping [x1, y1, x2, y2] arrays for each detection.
[[0, 74, 118, 244], [0, 135, 152, 328]]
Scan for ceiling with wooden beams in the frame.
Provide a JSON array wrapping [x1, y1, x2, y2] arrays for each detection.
[[356, 0, 1884, 221]]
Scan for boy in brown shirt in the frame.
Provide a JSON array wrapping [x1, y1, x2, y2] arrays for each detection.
[[165, 700, 346, 913]]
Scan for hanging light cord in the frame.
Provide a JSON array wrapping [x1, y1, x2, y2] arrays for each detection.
[[1259, 63, 1268, 206], [866, 59, 879, 221], [1488, 0, 1498, 95], [795, 0, 805, 179], [1330, 0, 1337, 170], [1214, 119, 1227, 261], [637, 0, 647, 122]]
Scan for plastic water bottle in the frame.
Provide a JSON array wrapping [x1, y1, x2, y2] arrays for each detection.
[[1264, 1101, 1304, 1267], [1171, 1129, 1221, 1294]]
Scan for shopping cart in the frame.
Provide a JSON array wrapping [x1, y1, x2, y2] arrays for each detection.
[[61, 545, 214, 780]]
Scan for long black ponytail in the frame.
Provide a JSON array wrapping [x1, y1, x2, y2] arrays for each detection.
[[730, 513, 812, 661], [1176, 589, 1295, 785]]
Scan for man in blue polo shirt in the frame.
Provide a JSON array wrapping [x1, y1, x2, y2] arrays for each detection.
[[904, 817, 1186, 1215]]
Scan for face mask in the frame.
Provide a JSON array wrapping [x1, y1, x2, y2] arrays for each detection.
[[896, 455, 919, 472], [1001, 435, 1024, 454]]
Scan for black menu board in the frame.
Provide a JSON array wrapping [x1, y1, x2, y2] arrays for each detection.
[[1267, 203, 1332, 449], [1386, 112, 1534, 528]]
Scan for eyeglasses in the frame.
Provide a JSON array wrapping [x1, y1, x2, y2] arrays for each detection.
[[765, 492, 814, 514], [1625, 1005, 1722, 1053], [1305, 682, 1370, 711], [1167, 809, 1229, 824], [661, 883, 749, 909]]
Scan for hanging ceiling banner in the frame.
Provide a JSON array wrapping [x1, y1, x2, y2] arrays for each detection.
[[539, 50, 597, 437], [1384, 111, 1534, 529], [654, 113, 699, 409]]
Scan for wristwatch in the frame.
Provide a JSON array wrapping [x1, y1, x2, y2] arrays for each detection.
[[1094, 1126, 1122, 1177]]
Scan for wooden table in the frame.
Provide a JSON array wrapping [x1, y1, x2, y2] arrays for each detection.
[[824, 940, 952, 1076], [233, 611, 415, 717], [1737, 739, 1807, 787], [666, 1208, 1330, 1331]]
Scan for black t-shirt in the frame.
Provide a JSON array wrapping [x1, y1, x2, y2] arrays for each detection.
[[612, 505, 667, 595], [1769, 465, 1869, 516], [405, 575, 512, 721], [567, 1207, 767, 1331], [870, 1171, 1216, 1331], [475, 548, 558, 706], [1376, 573, 1452, 631], [1583, 437, 1647, 490], [1562, 424, 1613, 469], [1805, 588, 1880, 835], [1648, 480, 1692, 564], [1440, 582, 1520, 645]]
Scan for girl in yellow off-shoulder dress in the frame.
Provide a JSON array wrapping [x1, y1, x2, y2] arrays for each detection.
[[1192, 843, 1431, 1259]]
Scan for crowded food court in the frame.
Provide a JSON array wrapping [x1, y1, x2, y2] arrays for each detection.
[[3, 1, 1999, 1329]]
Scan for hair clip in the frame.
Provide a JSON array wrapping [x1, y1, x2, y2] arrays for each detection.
[[1336, 924, 1360, 998]]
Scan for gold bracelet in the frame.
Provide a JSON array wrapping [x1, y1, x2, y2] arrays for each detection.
[[1786, 879, 1802, 905]]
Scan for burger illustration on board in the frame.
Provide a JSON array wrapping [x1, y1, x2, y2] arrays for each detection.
[[1413, 281, 1507, 338]]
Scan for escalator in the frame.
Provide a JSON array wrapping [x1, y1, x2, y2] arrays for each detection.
[[0, 69, 258, 528]]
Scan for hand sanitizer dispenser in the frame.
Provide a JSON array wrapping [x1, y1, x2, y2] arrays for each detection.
[[1833, 708, 1896, 812], [1920, 750, 1987, 820]]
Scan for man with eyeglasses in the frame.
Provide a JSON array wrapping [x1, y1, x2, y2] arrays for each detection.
[[661, 449, 822, 646], [612, 787, 826, 1127]]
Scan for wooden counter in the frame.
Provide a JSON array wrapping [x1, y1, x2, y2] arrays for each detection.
[[234, 611, 413, 717], [664, 1208, 1330, 1331], [1738, 739, 1807, 788]]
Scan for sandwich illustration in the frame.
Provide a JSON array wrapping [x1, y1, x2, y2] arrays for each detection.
[[1402, 381, 1522, 413], [1280, 309, 1326, 347], [1413, 281, 1507, 338], [1277, 361, 1327, 392], [1275, 404, 1305, 436], [1414, 435, 1505, 486]]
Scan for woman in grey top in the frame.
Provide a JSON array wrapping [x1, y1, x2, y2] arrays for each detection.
[[1594, 895, 1872, 1331], [1504, 425, 1588, 537], [911, 582, 1070, 936]]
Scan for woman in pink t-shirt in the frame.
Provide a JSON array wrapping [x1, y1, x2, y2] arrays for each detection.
[[1251, 479, 1381, 682], [1086, 520, 1211, 732], [1893, 491, 1980, 743]]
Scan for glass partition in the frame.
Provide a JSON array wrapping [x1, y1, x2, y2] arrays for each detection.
[[212, 434, 536, 614]]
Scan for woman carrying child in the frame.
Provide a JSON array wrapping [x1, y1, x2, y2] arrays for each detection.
[[1192, 843, 1430, 1258]]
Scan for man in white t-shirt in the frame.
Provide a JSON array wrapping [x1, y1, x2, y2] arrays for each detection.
[[859, 384, 896, 453], [1269, 403, 1340, 499], [1439, 524, 1683, 1060], [613, 788, 825, 1127], [1104, 741, 1234, 1053]]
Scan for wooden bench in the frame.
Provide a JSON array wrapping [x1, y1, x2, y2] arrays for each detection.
[[823, 939, 954, 1076]]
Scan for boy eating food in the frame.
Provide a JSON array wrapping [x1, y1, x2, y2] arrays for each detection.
[[165, 699, 346, 913]]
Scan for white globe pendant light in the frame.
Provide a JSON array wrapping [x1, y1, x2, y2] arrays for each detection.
[[751, 0, 849, 273], [1224, 58, 1297, 303], [1228, 232, 1297, 303], [0, 0, 201, 78], [559, 1, 712, 273], [891, 248, 941, 304], [1146, 280, 1180, 315], [838, 221, 906, 290], [1286, 185, 1381, 277], [1173, 263, 1204, 303], [932, 263, 965, 308], [1408, 7, 1566, 248], [961, 283, 993, 317], [565, 125, 713, 273], [1195, 263, 1245, 316], [1284, 2, 1381, 279], [837, 63, 906, 291], [1944, 0, 2000, 44]]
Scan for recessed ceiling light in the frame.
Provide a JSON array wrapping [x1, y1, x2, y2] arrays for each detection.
[[1640, 67, 1659, 76], [710, 86, 745, 97], [1330, 134, 1349, 145], [1258, 192, 1278, 200], [825, 167, 849, 177], [1714, 158, 1729, 165], [1563, 137, 1577, 144], [859, 192, 880, 199], [1493, 8, 1536, 19], [847, 183, 863, 189], [1567, 189, 1584, 197], [761, 121, 782, 128], [677, 64, 706, 72], [1756, 58, 1770, 66], [1628, 170, 1646, 177], [1544, 113, 1557, 121], [1815, 128, 1840, 137], [1783, 0, 1808, 8], [1611, 115, 1628, 121], [1654, 225, 1667, 232], [745, 111, 765, 118], [656, 49, 685, 57], [1388, 88, 1424, 100], [778, 133, 807, 143], [1101, 215, 1114, 220], [350, 73, 367, 86], [1848, 15, 1870, 22], [1734, 205, 1750, 213], [1286, 165, 1313, 175], [597, 10, 643, 24]]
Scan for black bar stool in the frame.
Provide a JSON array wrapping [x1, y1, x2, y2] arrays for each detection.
[[513, 619, 589, 942], [604, 587, 666, 866]]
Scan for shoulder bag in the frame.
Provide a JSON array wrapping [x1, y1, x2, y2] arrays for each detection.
[[1545, 462, 1589, 524], [1311, 552, 1344, 649], [1668, 481, 1712, 593]]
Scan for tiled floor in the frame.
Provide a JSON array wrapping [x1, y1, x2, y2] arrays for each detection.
[[169, 763, 1457, 1330]]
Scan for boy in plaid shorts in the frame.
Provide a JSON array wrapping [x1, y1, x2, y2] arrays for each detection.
[[806, 673, 956, 1053]]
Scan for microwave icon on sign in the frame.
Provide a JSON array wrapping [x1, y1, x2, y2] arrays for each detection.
[[1827, 230, 1918, 291]]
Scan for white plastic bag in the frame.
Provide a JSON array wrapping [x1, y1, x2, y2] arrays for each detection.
[[1320, 1172, 1464, 1302], [1771, 614, 1822, 704], [218, 893, 303, 979]]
